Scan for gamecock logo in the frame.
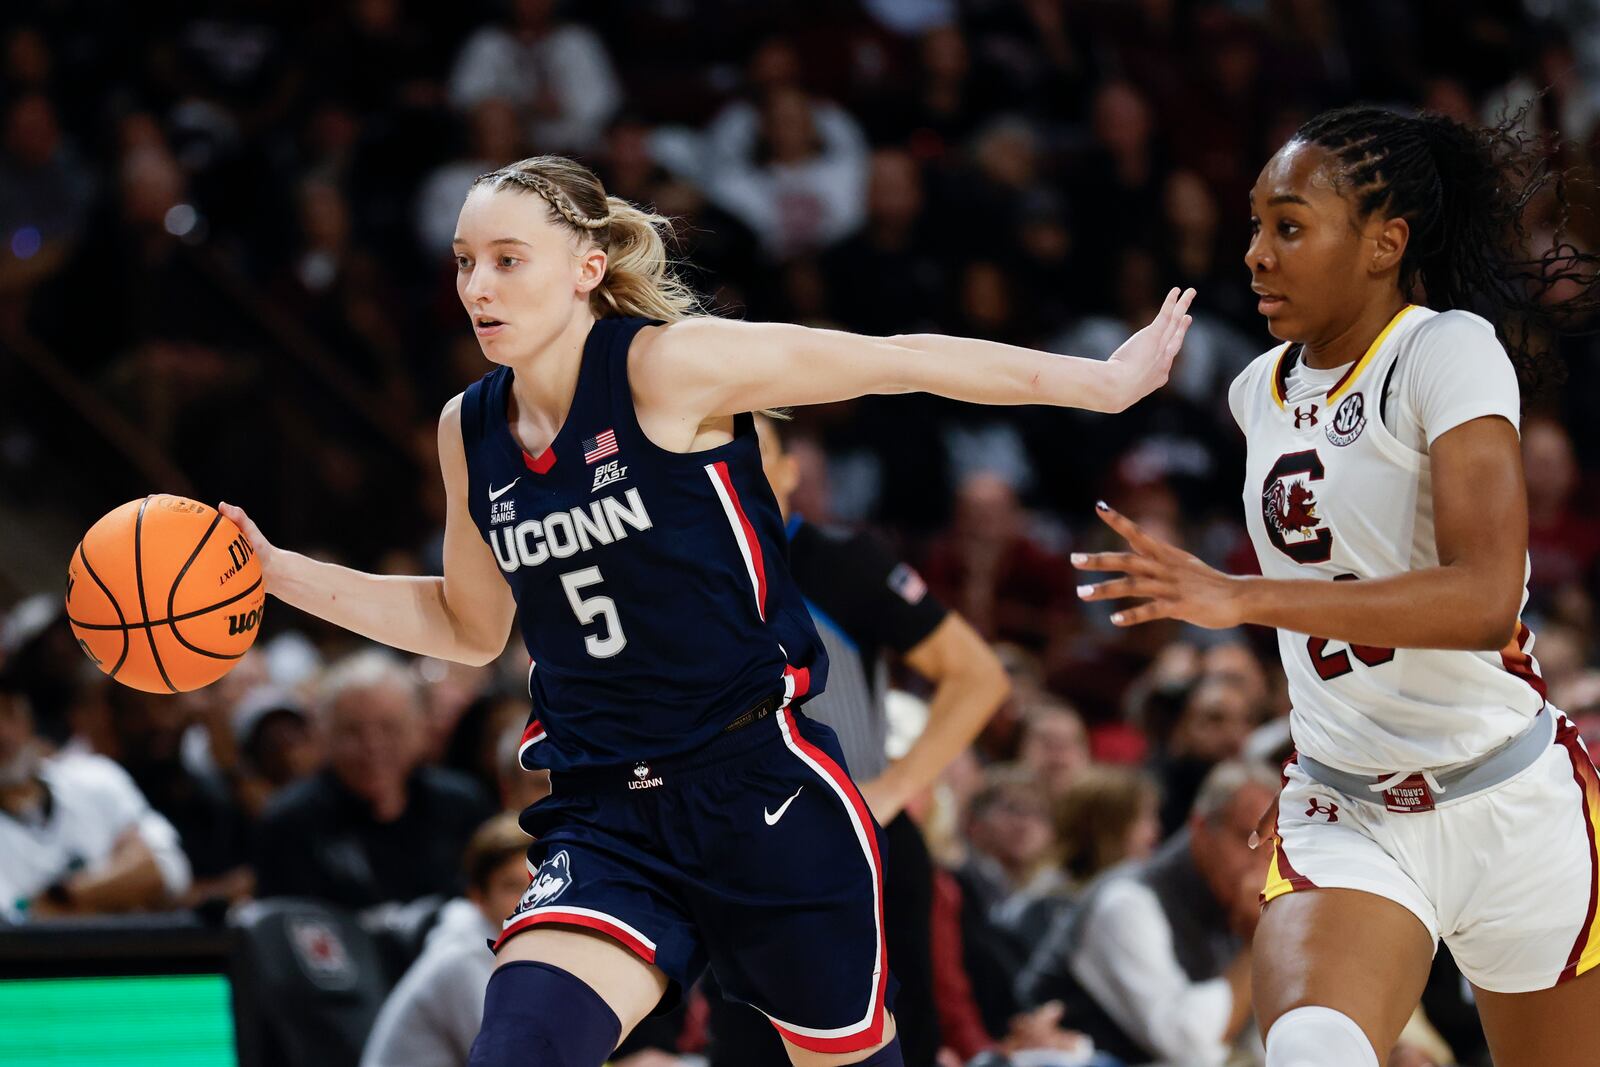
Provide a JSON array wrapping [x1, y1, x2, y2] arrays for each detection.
[[1261, 451, 1332, 564]]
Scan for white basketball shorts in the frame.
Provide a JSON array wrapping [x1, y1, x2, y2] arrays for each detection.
[[1262, 715, 1600, 993]]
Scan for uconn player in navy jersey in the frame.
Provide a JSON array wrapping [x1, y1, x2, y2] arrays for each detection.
[[220, 155, 1193, 1067]]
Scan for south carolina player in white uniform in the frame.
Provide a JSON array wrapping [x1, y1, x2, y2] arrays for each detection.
[[1075, 105, 1600, 1067]]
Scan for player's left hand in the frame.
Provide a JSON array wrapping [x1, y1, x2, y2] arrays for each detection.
[[1072, 502, 1246, 629], [1104, 286, 1195, 410]]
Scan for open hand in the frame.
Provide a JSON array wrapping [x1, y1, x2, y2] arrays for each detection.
[[1104, 286, 1195, 410], [1071, 502, 1245, 629]]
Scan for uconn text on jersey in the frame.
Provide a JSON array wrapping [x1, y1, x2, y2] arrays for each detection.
[[489, 488, 653, 572]]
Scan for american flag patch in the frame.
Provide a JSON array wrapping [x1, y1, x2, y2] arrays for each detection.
[[887, 563, 928, 605], [582, 429, 619, 464]]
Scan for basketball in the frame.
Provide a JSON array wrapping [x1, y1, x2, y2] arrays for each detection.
[[65, 495, 266, 693]]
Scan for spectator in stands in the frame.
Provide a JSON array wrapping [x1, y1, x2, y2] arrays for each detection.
[[361, 812, 528, 1067], [1017, 761, 1278, 1067], [0, 665, 192, 920], [254, 648, 495, 908], [1524, 415, 1600, 607], [0, 92, 94, 294], [447, 0, 621, 153], [653, 40, 870, 261], [414, 97, 527, 260], [1016, 698, 1091, 804], [1202, 639, 1272, 721], [1055, 764, 1163, 889], [1153, 676, 1257, 836], [232, 684, 322, 819], [821, 147, 949, 337], [951, 762, 1068, 1037], [960, 764, 1066, 925], [923, 471, 1077, 659], [104, 683, 254, 906]]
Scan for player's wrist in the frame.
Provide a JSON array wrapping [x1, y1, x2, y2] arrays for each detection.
[[1094, 359, 1135, 413], [1223, 575, 1267, 628], [258, 545, 302, 596]]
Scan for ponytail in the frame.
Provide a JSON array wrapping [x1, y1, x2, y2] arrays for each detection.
[[590, 197, 703, 322]]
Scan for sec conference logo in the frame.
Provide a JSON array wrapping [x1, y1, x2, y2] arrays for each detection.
[[1326, 392, 1367, 447]]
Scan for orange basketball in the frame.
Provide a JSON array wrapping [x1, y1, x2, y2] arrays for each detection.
[[66, 494, 266, 693]]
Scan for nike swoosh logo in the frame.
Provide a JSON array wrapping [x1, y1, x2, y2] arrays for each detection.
[[764, 786, 803, 826], [488, 478, 520, 501]]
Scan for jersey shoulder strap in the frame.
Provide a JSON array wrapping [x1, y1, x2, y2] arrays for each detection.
[[459, 366, 508, 456], [594, 316, 758, 443]]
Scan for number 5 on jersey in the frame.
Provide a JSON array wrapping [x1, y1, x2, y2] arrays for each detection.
[[561, 567, 626, 658]]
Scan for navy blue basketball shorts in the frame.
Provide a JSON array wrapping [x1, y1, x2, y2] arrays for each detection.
[[494, 705, 895, 1055]]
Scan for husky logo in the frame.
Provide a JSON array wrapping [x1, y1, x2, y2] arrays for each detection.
[[1326, 392, 1366, 447], [511, 850, 573, 917], [630, 762, 663, 790], [1261, 450, 1332, 564]]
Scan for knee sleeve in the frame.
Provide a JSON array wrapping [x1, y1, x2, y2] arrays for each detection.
[[1265, 1006, 1379, 1067], [847, 1035, 903, 1066], [468, 961, 622, 1067]]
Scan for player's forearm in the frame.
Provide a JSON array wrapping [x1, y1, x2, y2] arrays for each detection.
[[268, 551, 501, 664], [1232, 563, 1520, 652], [886, 333, 1128, 412], [878, 659, 1010, 812]]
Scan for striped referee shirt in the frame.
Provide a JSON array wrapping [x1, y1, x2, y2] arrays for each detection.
[[784, 515, 947, 782]]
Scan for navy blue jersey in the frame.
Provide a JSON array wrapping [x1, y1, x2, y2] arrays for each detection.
[[459, 316, 827, 772]]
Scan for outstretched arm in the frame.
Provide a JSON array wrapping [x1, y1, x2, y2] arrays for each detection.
[[1073, 415, 1527, 652], [632, 288, 1195, 421]]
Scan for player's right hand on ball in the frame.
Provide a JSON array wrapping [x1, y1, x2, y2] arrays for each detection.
[[218, 502, 280, 588]]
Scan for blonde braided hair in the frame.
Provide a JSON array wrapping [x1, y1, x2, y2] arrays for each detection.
[[470, 155, 702, 322], [469, 156, 788, 419], [494, 168, 611, 231]]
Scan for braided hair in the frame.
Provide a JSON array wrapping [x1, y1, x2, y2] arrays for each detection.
[[471, 155, 703, 322], [1293, 104, 1598, 398]]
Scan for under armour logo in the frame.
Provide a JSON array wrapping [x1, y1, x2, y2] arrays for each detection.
[[1306, 798, 1339, 822], [1294, 404, 1320, 429]]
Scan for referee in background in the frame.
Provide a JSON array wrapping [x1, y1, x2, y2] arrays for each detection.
[[704, 416, 1011, 1067]]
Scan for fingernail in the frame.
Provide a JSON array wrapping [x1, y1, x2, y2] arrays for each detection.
[[1070, 553, 1086, 565], [1095, 500, 1109, 512], [1110, 612, 1125, 624], [1076, 584, 1093, 597], [1247, 831, 1260, 850]]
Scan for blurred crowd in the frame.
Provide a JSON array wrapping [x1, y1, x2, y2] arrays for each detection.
[[6, 1, 1600, 1066]]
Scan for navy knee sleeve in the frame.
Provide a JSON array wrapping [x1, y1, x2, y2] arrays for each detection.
[[849, 1035, 904, 1066], [468, 961, 622, 1067]]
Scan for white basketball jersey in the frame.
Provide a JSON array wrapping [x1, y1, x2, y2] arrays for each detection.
[[1231, 304, 1545, 775]]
